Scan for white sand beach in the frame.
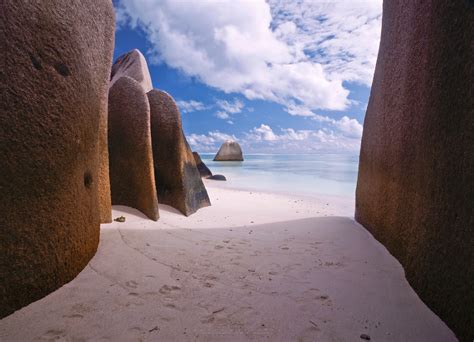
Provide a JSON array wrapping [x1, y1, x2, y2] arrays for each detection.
[[0, 181, 456, 341]]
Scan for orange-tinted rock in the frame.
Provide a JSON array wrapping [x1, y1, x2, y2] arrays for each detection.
[[148, 90, 211, 216], [214, 140, 244, 161], [355, 2, 473, 340], [98, 102, 112, 224], [0, 0, 115, 318], [110, 49, 153, 92], [108, 76, 159, 221], [193, 152, 212, 178]]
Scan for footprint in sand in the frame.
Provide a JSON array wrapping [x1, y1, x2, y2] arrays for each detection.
[[205, 274, 218, 281], [324, 261, 344, 268], [200, 315, 215, 324], [201, 274, 218, 288], [71, 303, 93, 314], [164, 303, 183, 312], [125, 280, 138, 289], [40, 329, 66, 340], [214, 245, 224, 250], [314, 294, 332, 307], [62, 313, 84, 319], [200, 307, 226, 323], [297, 324, 320, 341], [159, 285, 181, 295]]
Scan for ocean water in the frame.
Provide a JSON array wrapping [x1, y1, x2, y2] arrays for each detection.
[[200, 153, 359, 198]]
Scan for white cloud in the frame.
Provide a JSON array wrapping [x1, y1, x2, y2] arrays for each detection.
[[333, 116, 363, 138], [269, 0, 382, 86], [187, 131, 238, 152], [249, 124, 278, 141], [115, 0, 381, 115], [311, 114, 363, 138], [215, 98, 244, 121], [215, 111, 230, 120], [187, 117, 362, 153], [244, 123, 362, 153], [285, 104, 316, 117], [216, 99, 244, 114], [176, 99, 207, 113]]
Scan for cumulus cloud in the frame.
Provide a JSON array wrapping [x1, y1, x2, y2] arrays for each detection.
[[187, 131, 238, 152], [312, 115, 363, 138], [333, 116, 363, 138], [176, 99, 208, 113], [285, 104, 316, 117], [249, 124, 278, 141], [115, 0, 382, 115], [188, 117, 362, 153], [215, 98, 244, 121], [269, 0, 382, 86], [244, 123, 362, 153]]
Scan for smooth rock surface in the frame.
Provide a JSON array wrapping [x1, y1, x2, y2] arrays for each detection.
[[214, 140, 244, 161], [108, 76, 159, 221], [207, 174, 226, 181], [148, 89, 211, 216], [0, 0, 115, 318], [356, 2, 473, 340], [98, 98, 112, 224], [110, 49, 153, 92], [193, 152, 212, 178]]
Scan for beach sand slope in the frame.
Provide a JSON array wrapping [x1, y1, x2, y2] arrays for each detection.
[[0, 182, 455, 341]]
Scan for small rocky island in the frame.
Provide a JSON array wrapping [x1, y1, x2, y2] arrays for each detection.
[[213, 140, 244, 161]]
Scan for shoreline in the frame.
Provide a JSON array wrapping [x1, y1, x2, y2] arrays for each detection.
[[203, 179, 356, 219], [0, 186, 455, 341]]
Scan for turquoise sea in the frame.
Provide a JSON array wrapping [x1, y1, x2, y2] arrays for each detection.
[[200, 153, 359, 198]]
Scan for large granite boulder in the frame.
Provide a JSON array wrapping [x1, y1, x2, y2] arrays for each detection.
[[214, 140, 244, 161], [355, 2, 473, 340], [98, 101, 112, 224], [110, 49, 153, 93], [108, 76, 159, 221], [0, 0, 115, 318], [148, 90, 211, 216], [193, 152, 212, 178]]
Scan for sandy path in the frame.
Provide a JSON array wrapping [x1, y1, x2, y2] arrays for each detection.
[[0, 183, 456, 341]]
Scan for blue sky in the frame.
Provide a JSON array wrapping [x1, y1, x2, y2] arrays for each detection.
[[112, 0, 382, 154]]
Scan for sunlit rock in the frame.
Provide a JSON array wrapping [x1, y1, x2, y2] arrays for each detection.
[[0, 0, 115, 318], [355, 2, 474, 340]]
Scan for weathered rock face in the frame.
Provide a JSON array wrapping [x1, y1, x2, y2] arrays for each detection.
[[98, 102, 112, 224], [207, 174, 226, 181], [108, 76, 159, 221], [355, 2, 473, 340], [110, 49, 153, 93], [148, 90, 211, 216], [214, 141, 244, 161], [193, 152, 212, 178], [0, 0, 115, 318]]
